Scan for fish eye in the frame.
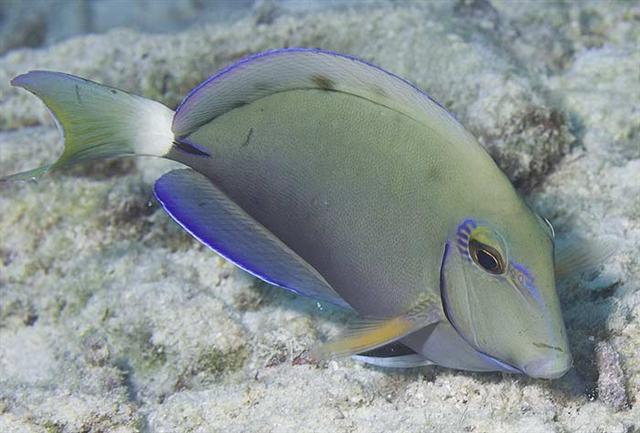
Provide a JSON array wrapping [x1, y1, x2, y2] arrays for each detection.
[[469, 239, 506, 275]]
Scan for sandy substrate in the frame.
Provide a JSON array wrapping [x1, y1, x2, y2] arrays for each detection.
[[0, 2, 638, 432]]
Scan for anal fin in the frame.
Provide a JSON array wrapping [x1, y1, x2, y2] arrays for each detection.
[[154, 169, 349, 308]]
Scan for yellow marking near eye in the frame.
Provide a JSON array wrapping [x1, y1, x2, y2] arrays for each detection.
[[469, 227, 493, 245]]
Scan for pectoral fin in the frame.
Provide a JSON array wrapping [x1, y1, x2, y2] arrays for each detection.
[[311, 293, 441, 360], [555, 236, 615, 281]]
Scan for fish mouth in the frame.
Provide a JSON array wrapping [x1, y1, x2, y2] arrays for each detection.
[[439, 242, 523, 375], [522, 354, 573, 379]]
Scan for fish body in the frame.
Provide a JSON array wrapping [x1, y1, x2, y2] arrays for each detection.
[[180, 88, 476, 316], [4, 48, 573, 378]]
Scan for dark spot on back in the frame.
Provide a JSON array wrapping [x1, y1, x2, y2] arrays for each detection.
[[370, 84, 388, 98], [110, 89, 117, 94], [311, 74, 336, 91]]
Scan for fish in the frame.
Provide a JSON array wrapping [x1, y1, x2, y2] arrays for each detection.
[[3, 48, 590, 379]]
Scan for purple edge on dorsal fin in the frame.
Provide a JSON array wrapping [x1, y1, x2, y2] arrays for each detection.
[[171, 47, 458, 137]]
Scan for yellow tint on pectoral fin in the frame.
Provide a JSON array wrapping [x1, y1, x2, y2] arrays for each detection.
[[311, 293, 441, 360]]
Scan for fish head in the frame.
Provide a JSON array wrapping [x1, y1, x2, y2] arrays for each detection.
[[439, 215, 572, 379]]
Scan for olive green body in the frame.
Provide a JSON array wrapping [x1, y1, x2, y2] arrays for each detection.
[[173, 89, 524, 318]]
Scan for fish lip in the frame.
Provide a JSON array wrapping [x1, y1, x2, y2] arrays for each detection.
[[439, 242, 524, 375], [522, 354, 573, 379], [477, 352, 523, 374]]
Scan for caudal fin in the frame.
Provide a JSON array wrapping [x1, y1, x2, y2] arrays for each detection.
[[2, 71, 175, 181]]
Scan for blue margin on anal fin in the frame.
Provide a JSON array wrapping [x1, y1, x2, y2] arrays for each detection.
[[153, 168, 350, 308]]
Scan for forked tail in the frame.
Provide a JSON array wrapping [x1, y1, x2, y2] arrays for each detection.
[[2, 71, 175, 181]]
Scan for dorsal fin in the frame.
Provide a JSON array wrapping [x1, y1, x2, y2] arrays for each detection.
[[172, 48, 474, 146]]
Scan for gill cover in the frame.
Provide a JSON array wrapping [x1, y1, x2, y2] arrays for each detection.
[[440, 218, 571, 378]]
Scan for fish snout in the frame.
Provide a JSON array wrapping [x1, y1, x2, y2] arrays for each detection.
[[522, 353, 572, 379]]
